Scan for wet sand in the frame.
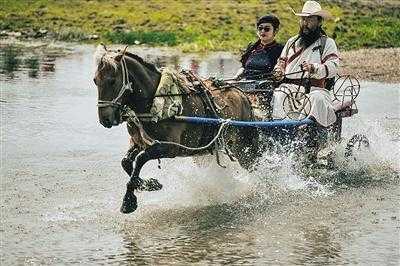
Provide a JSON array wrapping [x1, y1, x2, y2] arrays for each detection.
[[341, 48, 400, 83]]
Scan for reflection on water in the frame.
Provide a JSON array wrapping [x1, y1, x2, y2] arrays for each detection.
[[1, 46, 20, 74], [0, 44, 238, 82], [0, 44, 65, 81], [24, 56, 40, 78], [292, 225, 342, 265], [41, 55, 56, 72], [118, 204, 260, 264], [1, 43, 399, 266]]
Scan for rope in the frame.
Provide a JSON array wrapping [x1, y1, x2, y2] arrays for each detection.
[[225, 70, 305, 82], [155, 119, 231, 151], [122, 106, 231, 152]]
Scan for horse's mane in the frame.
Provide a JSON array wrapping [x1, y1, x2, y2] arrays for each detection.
[[94, 45, 158, 73], [124, 51, 159, 73], [94, 45, 118, 69]]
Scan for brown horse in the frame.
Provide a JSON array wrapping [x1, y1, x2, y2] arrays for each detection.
[[93, 45, 259, 214]]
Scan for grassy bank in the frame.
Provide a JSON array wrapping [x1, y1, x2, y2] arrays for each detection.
[[1, 0, 399, 53]]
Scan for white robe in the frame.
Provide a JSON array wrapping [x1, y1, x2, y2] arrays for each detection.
[[272, 35, 340, 127]]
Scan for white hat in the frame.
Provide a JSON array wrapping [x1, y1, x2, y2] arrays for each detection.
[[292, 1, 331, 19]]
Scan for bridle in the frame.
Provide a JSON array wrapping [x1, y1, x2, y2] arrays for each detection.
[[97, 54, 133, 108]]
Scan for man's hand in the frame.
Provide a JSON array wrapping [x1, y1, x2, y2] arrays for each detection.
[[300, 62, 315, 74], [272, 68, 284, 81]]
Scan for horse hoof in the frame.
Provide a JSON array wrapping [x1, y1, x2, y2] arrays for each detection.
[[137, 178, 163, 191], [120, 190, 137, 214]]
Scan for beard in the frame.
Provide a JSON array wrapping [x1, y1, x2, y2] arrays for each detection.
[[299, 26, 322, 48]]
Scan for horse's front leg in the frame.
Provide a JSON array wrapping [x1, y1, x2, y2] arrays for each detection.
[[121, 145, 140, 177], [120, 142, 174, 214]]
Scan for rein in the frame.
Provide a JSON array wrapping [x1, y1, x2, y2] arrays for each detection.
[[97, 55, 133, 108]]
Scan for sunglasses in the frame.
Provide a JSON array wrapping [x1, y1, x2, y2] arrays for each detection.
[[257, 26, 272, 32]]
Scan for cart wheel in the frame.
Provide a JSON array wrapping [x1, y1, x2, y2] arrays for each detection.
[[345, 134, 370, 157]]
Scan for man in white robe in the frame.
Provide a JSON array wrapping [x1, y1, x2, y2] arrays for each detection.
[[272, 1, 339, 127]]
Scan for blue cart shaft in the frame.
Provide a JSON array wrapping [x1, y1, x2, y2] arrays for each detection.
[[173, 116, 313, 128]]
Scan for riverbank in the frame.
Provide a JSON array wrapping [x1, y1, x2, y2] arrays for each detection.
[[340, 48, 400, 83], [1, 0, 399, 53]]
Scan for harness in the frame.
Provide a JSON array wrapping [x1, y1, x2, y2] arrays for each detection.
[[97, 56, 133, 108], [179, 70, 233, 162], [97, 53, 234, 166]]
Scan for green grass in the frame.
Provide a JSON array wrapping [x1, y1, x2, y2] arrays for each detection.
[[105, 31, 178, 46], [334, 16, 400, 50], [0, 0, 399, 52]]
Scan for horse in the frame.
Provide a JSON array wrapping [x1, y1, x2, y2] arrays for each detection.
[[93, 45, 259, 214]]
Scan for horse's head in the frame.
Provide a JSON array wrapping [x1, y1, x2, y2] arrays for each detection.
[[93, 44, 161, 128], [93, 45, 128, 128]]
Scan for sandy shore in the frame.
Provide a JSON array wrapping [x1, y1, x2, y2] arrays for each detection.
[[341, 48, 400, 83]]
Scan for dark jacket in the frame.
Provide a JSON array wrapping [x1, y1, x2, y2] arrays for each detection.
[[240, 40, 283, 79]]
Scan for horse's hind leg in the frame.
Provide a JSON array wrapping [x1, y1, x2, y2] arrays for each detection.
[[120, 142, 174, 214]]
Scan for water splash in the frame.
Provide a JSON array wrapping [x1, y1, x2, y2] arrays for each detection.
[[137, 113, 399, 213]]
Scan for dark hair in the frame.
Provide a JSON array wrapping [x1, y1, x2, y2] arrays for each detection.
[[256, 15, 280, 31]]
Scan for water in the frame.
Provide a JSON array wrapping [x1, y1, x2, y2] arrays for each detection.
[[1, 43, 399, 265]]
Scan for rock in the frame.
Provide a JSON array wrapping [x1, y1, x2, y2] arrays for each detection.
[[113, 24, 126, 31], [33, 29, 48, 38], [88, 12, 97, 19], [7, 31, 22, 37], [140, 19, 150, 26], [88, 34, 99, 40], [39, 29, 48, 35], [35, 8, 47, 16], [22, 30, 35, 38], [114, 18, 126, 24], [134, 40, 140, 45], [47, 31, 57, 39], [0, 31, 7, 37], [218, 15, 231, 21], [50, 16, 61, 21]]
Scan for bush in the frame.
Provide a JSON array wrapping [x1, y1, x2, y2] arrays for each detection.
[[105, 31, 178, 46]]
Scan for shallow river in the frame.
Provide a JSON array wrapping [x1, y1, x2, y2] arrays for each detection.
[[1, 43, 399, 265]]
